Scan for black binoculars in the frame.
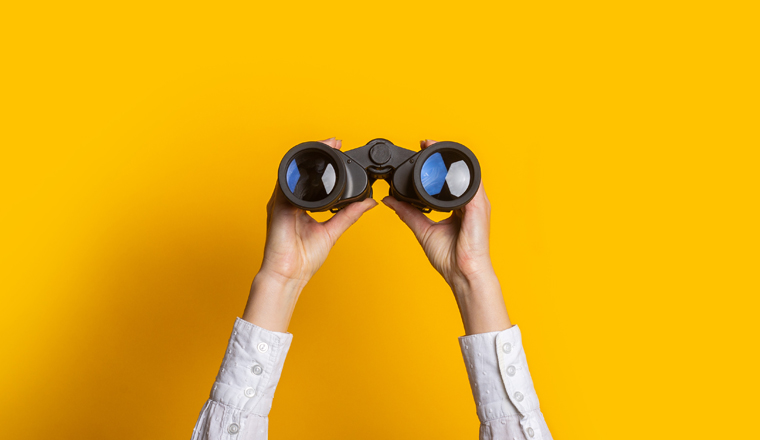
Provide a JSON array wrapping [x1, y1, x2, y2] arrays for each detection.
[[277, 138, 481, 213]]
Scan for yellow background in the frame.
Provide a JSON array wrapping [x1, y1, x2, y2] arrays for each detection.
[[1, 1, 758, 439]]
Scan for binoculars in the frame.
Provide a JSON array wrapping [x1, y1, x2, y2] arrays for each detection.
[[277, 138, 481, 213]]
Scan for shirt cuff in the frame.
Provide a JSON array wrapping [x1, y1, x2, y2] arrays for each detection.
[[459, 325, 547, 440], [209, 317, 293, 417]]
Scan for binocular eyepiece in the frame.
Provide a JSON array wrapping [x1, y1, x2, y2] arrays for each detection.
[[277, 138, 481, 213]]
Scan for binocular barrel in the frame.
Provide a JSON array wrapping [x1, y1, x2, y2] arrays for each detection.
[[277, 138, 480, 212]]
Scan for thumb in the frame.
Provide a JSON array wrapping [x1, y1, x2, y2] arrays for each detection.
[[382, 196, 433, 240], [323, 198, 378, 244]]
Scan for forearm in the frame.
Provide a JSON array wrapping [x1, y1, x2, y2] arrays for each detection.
[[451, 270, 512, 335]]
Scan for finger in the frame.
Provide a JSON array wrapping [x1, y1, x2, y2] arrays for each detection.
[[318, 137, 341, 149], [266, 182, 277, 212], [269, 179, 300, 223], [266, 182, 279, 227], [322, 198, 379, 244], [460, 181, 491, 238], [463, 180, 490, 217], [420, 139, 437, 150], [381, 196, 434, 240]]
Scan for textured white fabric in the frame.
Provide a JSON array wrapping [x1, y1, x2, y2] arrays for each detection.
[[191, 318, 293, 440], [459, 325, 553, 440], [191, 319, 551, 439]]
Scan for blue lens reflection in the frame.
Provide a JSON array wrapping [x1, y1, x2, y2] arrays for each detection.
[[420, 152, 447, 196], [286, 160, 301, 193]]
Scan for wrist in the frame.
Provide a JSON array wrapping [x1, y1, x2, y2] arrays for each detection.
[[449, 267, 500, 298], [241, 271, 305, 332], [450, 271, 512, 335], [252, 270, 306, 299]]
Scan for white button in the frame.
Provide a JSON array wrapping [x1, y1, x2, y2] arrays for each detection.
[[228, 423, 239, 434], [257, 342, 269, 353], [502, 343, 512, 354], [507, 365, 516, 376], [252, 365, 263, 375], [244, 387, 255, 397], [527, 427, 535, 437], [514, 391, 524, 402]]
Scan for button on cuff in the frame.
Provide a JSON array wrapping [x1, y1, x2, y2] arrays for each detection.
[[518, 409, 547, 440], [210, 318, 294, 414]]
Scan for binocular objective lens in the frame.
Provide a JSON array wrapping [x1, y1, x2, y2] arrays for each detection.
[[286, 151, 337, 202], [420, 151, 472, 201]]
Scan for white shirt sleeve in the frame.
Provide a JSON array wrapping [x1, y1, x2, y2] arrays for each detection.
[[191, 317, 293, 440], [191, 319, 551, 440], [459, 325, 553, 440]]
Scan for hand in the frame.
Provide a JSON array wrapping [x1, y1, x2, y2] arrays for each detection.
[[242, 137, 378, 331], [382, 140, 511, 334]]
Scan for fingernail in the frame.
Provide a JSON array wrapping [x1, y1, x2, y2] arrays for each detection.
[[336, 139, 343, 149], [420, 140, 425, 148]]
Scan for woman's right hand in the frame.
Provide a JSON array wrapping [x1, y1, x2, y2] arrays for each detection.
[[243, 137, 378, 332], [381, 140, 511, 335]]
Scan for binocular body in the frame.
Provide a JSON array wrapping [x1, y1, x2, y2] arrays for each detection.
[[277, 138, 481, 213]]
